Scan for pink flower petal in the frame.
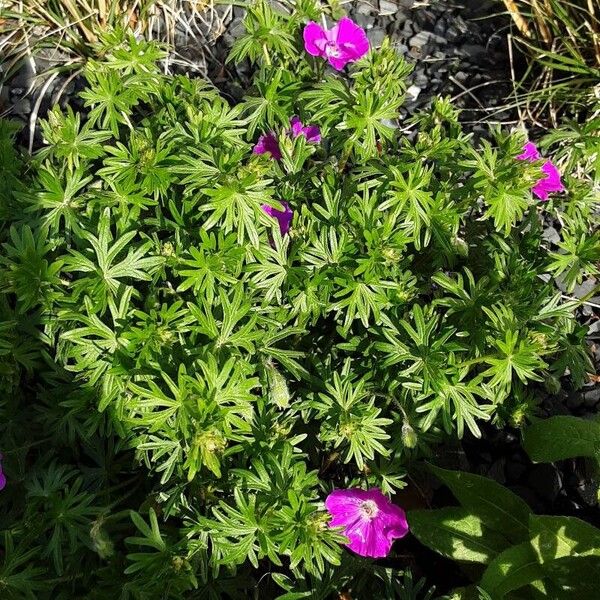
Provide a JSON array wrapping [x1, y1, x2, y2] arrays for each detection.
[[303, 22, 328, 57], [288, 116, 321, 143], [335, 17, 370, 61], [253, 132, 282, 161], [289, 116, 304, 137], [262, 200, 293, 236], [328, 54, 352, 70], [532, 160, 565, 201], [303, 124, 321, 143], [325, 487, 409, 558], [516, 141, 542, 162]]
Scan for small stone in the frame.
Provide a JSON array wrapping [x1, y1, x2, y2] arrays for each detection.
[[379, 0, 399, 15], [406, 84, 421, 100], [572, 278, 597, 299], [434, 17, 447, 38], [394, 43, 409, 56], [12, 98, 31, 116], [410, 31, 432, 50], [228, 17, 245, 39], [583, 387, 600, 407], [542, 226, 561, 245], [528, 464, 562, 503], [356, 2, 372, 16], [354, 13, 373, 30], [506, 460, 527, 482], [446, 25, 460, 43], [576, 478, 599, 506], [402, 19, 415, 37], [461, 44, 488, 60], [367, 28, 386, 48]]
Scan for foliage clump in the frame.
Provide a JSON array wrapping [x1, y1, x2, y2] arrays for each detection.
[[0, 7, 597, 597]]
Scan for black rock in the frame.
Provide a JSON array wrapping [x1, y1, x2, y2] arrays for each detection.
[[528, 464, 562, 504]]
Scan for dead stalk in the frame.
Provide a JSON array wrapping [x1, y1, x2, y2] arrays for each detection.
[[501, 0, 532, 38]]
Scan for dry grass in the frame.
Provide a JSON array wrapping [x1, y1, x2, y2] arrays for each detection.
[[500, 0, 600, 125]]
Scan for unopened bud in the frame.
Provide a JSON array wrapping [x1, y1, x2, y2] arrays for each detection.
[[266, 362, 290, 409], [401, 421, 418, 448], [543, 374, 561, 395]]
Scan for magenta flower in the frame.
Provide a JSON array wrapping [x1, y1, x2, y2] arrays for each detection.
[[325, 487, 409, 558], [0, 453, 6, 491], [303, 17, 369, 70], [254, 118, 321, 161], [516, 141, 542, 161], [262, 200, 293, 236], [253, 132, 282, 161], [516, 141, 565, 201], [289, 116, 321, 143]]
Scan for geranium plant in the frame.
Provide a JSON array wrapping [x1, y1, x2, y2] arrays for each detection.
[[0, 2, 598, 597]]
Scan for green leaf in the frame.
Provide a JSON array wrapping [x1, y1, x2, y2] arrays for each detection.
[[428, 465, 531, 543], [523, 416, 600, 462], [408, 507, 510, 564], [529, 514, 600, 563], [480, 542, 544, 597], [540, 556, 600, 599]]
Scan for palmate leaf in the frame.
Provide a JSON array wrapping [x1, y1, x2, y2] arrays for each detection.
[[176, 231, 244, 305], [379, 164, 435, 246], [417, 370, 491, 438], [483, 186, 529, 237], [331, 277, 390, 331], [340, 89, 401, 159], [188, 285, 260, 354], [38, 105, 112, 170], [29, 164, 91, 232], [314, 373, 392, 469], [547, 230, 600, 292], [243, 69, 302, 138], [228, 0, 297, 66], [0, 533, 46, 599], [98, 130, 176, 199], [1, 225, 63, 312], [199, 170, 274, 247], [482, 329, 546, 390], [64, 208, 164, 311]]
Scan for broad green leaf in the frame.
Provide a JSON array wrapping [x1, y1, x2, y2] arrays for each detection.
[[429, 465, 531, 542], [408, 507, 510, 564], [480, 542, 544, 597], [540, 556, 600, 599], [523, 416, 600, 462], [530, 514, 600, 563]]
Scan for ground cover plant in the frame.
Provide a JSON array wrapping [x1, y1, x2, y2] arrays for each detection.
[[1, 1, 599, 598]]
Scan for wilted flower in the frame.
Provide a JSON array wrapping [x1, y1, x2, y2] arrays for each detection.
[[0, 453, 6, 491], [303, 17, 369, 70], [289, 116, 321, 143], [516, 141, 565, 201], [253, 132, 282, 160], [325, 487, 409, 558], [262, 200, 293, 236]]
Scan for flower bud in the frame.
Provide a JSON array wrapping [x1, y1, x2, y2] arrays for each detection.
[[401, 421, 418, 449], [266, 362, 290, 409]]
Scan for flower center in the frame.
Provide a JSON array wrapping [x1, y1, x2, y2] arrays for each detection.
[[325, 42, 341, 58], [359, 500, 379, 520]]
